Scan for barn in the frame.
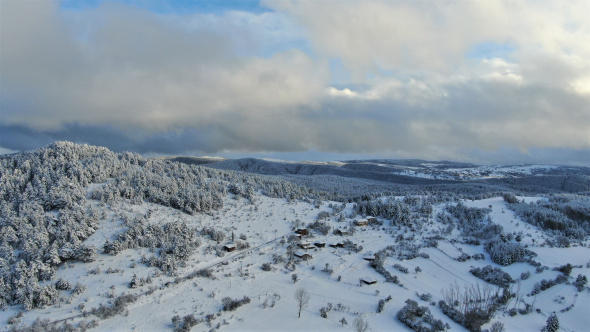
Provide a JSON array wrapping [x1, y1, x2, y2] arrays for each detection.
[[223, 244, 236, 252], [295, 228, 309, 236], [294, 251, 312, 260]]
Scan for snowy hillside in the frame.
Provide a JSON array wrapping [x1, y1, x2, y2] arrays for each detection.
[[196, 157, 590, 196], [1, 142, 589, 332]]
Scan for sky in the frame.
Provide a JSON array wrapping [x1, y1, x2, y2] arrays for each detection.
[[1, 0, 589, 165]]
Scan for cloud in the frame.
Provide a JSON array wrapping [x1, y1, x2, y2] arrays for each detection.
[[0, 0, 588, 164], [0, 1, 325, 131]]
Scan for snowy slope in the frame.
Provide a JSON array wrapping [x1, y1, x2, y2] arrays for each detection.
[[3, 192, 589, 332]]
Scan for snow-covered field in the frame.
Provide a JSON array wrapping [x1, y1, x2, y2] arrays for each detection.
[[396, 164, 559, 180], [2, 192, 589, 332]]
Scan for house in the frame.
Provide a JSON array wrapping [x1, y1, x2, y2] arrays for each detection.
[[334, 228, 350, 236], [294, 251, 312, 260], [361, 277, 377, 285], [366, 216, 376, 223], [355, 219, 368, 226], [314, 242, 326, 248], [223, 244, 236, 252], [295, 228, 309, 236], [363, 253, 376, 261], [329, 242, 344, 248], [298, 242, 314, 250]]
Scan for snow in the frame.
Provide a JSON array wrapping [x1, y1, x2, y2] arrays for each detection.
[[395, 164, 560, 180], [2, 193, 589, 332]]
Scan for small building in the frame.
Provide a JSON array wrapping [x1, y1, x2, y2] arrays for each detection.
[[223, 244, 236, 252], [314, 242, 326, 248], [361, 277, 377, 285], [298, 242, 314, 250], [355, 219, 368, 226], [295, 228, 309, 236], [334, 228, 350, 236], [294, 251, 312, 260], [363, 253, 376, 261], [329, 242, 344, 248], [366, 216, 376, 223]]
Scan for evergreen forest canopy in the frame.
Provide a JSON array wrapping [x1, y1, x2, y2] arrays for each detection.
[[0, 141, 324, 309]]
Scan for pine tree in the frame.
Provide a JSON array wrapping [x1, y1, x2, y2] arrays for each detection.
[[542, 312, 559, 332], [130, 274, 139, 289]]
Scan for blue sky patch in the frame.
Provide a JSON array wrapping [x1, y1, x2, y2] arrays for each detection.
[[60, 0, 268, 14], [466, 42, 516, 60]]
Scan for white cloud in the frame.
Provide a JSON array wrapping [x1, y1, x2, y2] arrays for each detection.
[[0, 0, 588, 164]]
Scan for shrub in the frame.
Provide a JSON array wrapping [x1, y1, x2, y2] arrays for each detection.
[[416, 292, 433, 302], [92, 293, 139, 319], [319, 305, 331, 318], [308, 220, 331, 236], [574, 274, 588, 292], [221, 296, 251, 311], [172, 314, 203, 332], [470, 265, 513, 288], [393, 264, 409, 274], [502, 193, 519, 204], [377, 296, 392, 313], [72, 282, 86, 295], [321, 263, 334, 275], [485, 240, 533, 266], [261, 263, 272, 271], [530, 275, 568, 295], [195, 269, 215, 279], [55, 278, 72, 291], [553, 263, 573, 276], [397, 299, 447, 332]]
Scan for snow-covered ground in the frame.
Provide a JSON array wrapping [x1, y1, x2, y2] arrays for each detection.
[[396, 164, 559, 180], [2, 194, 589, 332]]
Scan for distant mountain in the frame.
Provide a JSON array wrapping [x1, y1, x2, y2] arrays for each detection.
[[166, 156, 590, 194]]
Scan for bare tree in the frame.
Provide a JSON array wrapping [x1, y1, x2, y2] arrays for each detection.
[[353, 316, 370, 332], [294, 288, 311, 318]]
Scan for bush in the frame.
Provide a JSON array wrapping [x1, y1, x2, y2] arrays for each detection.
[[221, 296, 251, 311], [92, 293, 139, 319], [195, 269, 215, 279], [72, 282, 86, 295], [416, 292, 433, 302], [502, 193, 519, 204], [553, 263, 573, 276], [377, 296, 392, 313], [485, 240, 533, 266], [574, 274, 588, 292], [172, 314, 203, 332], [470, 265, 513, 288], [393, 264, 409, 274], [321, 263, 334, 275], [308, 220, 331, 236], [319, 306, 331, 318], [261, 263, 272, 271], [55, 278, 72, 291], [397, 299, 447, 331], [530, 274, 568, 296]]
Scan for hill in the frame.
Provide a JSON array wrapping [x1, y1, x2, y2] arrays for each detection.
[[0, 142, 589, 331]]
